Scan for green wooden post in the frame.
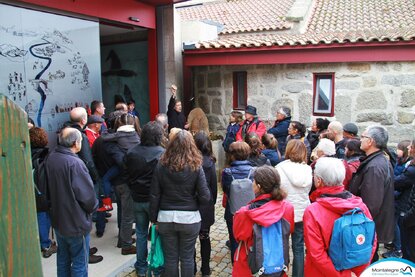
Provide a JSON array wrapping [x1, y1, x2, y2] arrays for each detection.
[[0, 95, 43, 277]]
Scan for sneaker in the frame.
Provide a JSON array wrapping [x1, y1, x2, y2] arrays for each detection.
[[225, 240, 231, 249], [102, 197, 113, 211], [89, 254, 103, 264], [384, 243, 395, 251], [382, 250, 403, 258], [42, 241, 57, 258], [96, 231, 104, 238], [121, 246, 136, 255]]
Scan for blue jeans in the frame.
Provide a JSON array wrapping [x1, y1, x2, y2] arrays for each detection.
[[292, 222, 304, 277], [102, 165, 119, 196], [55, 230, 90, 277], [37, 212, 52, 249]]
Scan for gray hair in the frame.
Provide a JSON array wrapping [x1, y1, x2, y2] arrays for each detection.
[[366, 125, 388, 150], [316, 138, 336, 156], [155, 113, 168, 128], [314, 157, 345, 187], [278, 106, 291, 118], [59, 127, 82, 148]]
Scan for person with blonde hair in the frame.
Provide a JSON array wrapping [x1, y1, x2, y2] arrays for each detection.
[[150, 130, 211, 277], [276, 139, 312, 277]]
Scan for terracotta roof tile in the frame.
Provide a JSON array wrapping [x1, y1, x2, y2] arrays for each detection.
[[181, 0, 415, 49], [178, 0, 295, 34]]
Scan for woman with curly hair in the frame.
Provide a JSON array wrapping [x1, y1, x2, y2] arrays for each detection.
[[150, 130, 211, 277]]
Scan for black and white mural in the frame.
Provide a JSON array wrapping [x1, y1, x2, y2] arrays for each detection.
[[0, 4, 101, 132]]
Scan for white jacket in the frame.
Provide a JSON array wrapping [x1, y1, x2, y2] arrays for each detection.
[[276, 160, 312, 222]]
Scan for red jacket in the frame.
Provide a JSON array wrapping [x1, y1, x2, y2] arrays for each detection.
[[236, 119, 267, 141], [342, 158, 360, 190], [303, 185, 377, 277], [232, 194, 294, 277]]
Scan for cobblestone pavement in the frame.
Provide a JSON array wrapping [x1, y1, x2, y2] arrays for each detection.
[[119, 190, 233, 277], [118, 190, 386, 277]]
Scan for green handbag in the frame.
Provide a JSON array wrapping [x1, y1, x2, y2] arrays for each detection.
[[148, 224, 164, 269]]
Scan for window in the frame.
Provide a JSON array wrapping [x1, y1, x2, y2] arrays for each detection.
[[313, 73, 335, 116], [233, 71, 247, 110]]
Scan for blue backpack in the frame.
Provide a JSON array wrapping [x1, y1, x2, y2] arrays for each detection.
[[329, 207, 375, 271]]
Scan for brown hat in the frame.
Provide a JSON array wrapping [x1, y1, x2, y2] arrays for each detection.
[[87, 115, 104, 125]]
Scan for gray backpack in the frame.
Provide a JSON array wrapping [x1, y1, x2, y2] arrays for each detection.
[[229, 169, 255, 214]]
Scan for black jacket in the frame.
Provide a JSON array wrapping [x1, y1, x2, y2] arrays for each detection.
[[91, 136, 114, 177], [125, 145, 165, 202], [349, 150, 395, 243], [395, 164, 415, 214], [200, 156, 218, 229], [31, 147, 49, 212], [102, 130, 140, 186], [167, 96, 186, 131], [70, 123, 99, 182], [404, 172, 415, 229], [149, 163, 211, 222], [46, 146, 98, 237]]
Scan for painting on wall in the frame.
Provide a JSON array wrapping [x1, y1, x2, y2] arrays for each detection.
[[101, 41, 149, 124], [0, 4, 102, 134]]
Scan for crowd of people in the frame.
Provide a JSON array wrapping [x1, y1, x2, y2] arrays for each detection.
[[28, 86, 415, 277]]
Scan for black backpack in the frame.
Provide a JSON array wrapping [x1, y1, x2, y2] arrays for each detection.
[[32, 150, 50, 212]]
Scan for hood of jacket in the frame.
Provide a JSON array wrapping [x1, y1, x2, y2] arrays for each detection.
[[315, 186, 365, 215], [245, 194, 290, 227], [277, 160, 312, 188]]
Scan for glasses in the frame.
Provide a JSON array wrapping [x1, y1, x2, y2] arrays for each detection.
[[360, 135, 371, 140]]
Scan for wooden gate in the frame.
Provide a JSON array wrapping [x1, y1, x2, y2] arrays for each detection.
[[0, 95, 42, 276]]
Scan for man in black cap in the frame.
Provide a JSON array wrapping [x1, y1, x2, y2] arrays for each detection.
[[85, 115, 105, 147], [235, 105, 267, 141], [343, 122, 359, 139]]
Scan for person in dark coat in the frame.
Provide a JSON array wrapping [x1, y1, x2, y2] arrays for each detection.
[[124, 121, 165, 277], [403, 142, 415, 262], [46, 127, 98, 276], [102, 113, 141, 255], [69, 107, 100, 183], [150, 130, 211, 277], [267, 106, 291, 155], [30, 127, 57, 258], [261, 133, 282, 166], [68, 107, 103, 263], [306, 117, 330, 152], [387, 140, 415, 260], [222, 111, 243, 153], [349, 125, 394, 262], [167, 84, 187, 131], [221, 141, 254, 263], [194, 131, 218, 276]]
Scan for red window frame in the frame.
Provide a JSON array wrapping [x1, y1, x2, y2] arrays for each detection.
[[233, 71, 247, 110], [313, 73, 335, 116]]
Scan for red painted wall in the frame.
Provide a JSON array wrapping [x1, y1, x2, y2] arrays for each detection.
[[15, 0, 156, 29]]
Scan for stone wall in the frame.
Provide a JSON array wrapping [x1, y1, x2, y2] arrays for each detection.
[[193, 62, 415, 145]]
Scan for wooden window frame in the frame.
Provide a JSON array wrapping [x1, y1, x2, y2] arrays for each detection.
[[233, 71, 247, 110], [313, 73, 335, 116]]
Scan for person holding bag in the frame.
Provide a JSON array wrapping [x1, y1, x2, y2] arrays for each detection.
[[150, 130, 211, 277]]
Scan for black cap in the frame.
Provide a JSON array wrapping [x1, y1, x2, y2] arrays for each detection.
[[87, 115, 104, 125], [343, 123, 358, 136], [245, 105, 257, 116]]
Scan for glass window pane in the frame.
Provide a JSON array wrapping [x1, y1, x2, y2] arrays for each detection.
[[314, 75, 333, 114]]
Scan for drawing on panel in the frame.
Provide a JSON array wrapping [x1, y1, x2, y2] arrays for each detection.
[[0, 4, 101, 132]]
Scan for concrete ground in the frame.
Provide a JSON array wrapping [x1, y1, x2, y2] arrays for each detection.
[[41, 204, 136, 277]]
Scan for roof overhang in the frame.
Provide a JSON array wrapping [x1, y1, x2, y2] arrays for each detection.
[[140, 0, 190, 6], [183, 41, 415, 66]]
